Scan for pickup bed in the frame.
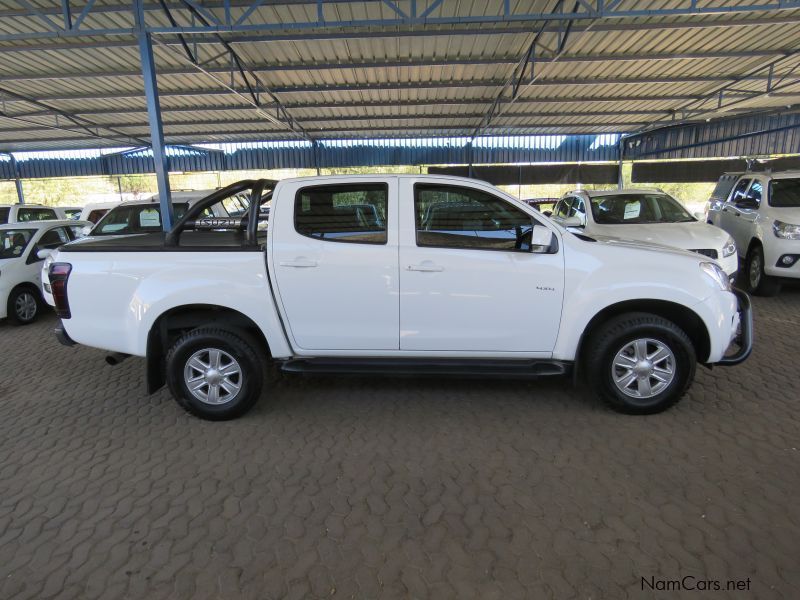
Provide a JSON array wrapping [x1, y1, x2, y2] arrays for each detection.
[[44, 175, 752, 419]]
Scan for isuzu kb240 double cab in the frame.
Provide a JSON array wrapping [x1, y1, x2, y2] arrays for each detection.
[[43, 176, 752, 420]]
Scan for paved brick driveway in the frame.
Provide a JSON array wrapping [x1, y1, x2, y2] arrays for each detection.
[[1, 291, 799, 599]]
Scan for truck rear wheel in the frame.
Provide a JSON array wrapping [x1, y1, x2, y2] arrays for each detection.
[[586, 313, 696, 414], [166, 328, 264, 420]]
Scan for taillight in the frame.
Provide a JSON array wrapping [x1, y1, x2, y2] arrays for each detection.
[[49, 262, 72, 319]]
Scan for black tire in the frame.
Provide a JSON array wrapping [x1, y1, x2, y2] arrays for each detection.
[[585, 313, 696, 415], [165, 327, 265, 420], [6, 286, 41, 326], [745, 244, 781, 297]]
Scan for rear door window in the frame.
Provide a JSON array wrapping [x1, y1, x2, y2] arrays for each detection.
[[0, 207, 9, 224], [745, 180, 763, 207], [18, 208, 57, 221], [295, 184, 388, 244], [729, 179, 751, 204], [38, 227, 70, 249]]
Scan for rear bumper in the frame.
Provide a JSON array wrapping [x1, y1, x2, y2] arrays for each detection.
[[714, 288, 752, 366], [55, 323, 76, 347]]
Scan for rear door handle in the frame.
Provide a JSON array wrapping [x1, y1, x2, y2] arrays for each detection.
[[407, 263, 443, 272], [280, 259, 318, 268]]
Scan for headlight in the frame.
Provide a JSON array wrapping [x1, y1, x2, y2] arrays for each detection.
[[721, 235, 736, 258], [700, 261, 732, 292], [773, 220, 800, 240]]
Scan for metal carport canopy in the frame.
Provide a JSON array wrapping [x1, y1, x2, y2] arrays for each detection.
[[1, 0, 800, 151]]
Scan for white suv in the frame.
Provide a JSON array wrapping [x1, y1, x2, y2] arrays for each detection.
[[706, 170, 800, 296], [0, 204, 67, 224], [551, 189, 738, 278]]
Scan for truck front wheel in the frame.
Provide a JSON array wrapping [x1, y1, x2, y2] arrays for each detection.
[[166, 328, 264, 420], [586, 313, 696, 414]]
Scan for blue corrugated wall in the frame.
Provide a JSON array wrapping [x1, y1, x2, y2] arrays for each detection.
[[623, 112, 800, 160], [2, 135, 620, 180]]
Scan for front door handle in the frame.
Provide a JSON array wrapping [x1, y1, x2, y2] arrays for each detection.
[[407, 263, 443, 272], [280, 258, 318, 268]]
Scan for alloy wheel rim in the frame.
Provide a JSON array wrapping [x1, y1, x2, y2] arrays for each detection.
[[15, 292, 37, 321], [183, 348, 243, 405], [612, 338, 676, 399]]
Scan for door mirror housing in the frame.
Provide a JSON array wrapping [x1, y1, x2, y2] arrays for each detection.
[[561, 215, 584, 228], [542, 210, 553, 217], [693, 211, 706, 221], [530, 226, 556, 254], [36, 248, 53, 260]]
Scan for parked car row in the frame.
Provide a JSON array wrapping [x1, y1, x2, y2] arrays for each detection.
[[39, 175, 751, 422], [0, 219, 91, 324]]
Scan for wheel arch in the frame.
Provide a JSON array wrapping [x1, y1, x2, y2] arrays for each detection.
[[575, 299, 711, 380], [146, 304, 270, 394]]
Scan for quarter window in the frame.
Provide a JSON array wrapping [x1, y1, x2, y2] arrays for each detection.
[[415, 184, 534, 251], [295, 184, 388, 244]]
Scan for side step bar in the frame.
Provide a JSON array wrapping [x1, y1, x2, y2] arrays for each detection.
[[278, 357, 571, 378]]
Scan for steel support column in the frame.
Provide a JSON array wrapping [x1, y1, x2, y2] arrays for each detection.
[[135, 0, 173, 231], [11, 156, 24, 204]]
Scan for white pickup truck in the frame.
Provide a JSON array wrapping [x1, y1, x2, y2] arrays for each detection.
[[43, 176, 752, 420]]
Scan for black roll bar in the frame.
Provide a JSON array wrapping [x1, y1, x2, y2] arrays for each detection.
[[165, 179, 276, 247]]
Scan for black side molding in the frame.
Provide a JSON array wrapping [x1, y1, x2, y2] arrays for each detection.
[[715, 288, 753, 366], [278, 357, 571, 378]]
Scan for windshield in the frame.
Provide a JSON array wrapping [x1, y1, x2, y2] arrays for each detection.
[[589, 193, 694, 224], [769, 178, 800, 207], [0, 228, 34, 259], [92, 203, 191, 235]]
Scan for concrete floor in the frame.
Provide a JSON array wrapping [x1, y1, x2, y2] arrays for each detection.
[[0, 292, 798, 599]]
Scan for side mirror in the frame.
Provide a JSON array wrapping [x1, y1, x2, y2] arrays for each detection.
[[80, 225, 92, 237], [36, 248, 53, 260], [542, 210, 552, 217], [561, 215, 584, 228], [693, 211, 705, 221], [530, 226, 555, 254]]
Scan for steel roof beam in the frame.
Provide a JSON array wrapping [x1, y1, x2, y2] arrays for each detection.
[[638, 48, 800, 132], [0, 113, 658, 134], [0, 124, 638, 145], [8, 105, 723, 120], [6, 87, 799, 105], [1, 49, 793, 83], [4, 15, 800, 52], [0, 86, 150, 147], [2, 1, 800, 43]]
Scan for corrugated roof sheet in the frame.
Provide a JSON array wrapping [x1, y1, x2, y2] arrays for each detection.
[[0, 1, 799, 154]]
